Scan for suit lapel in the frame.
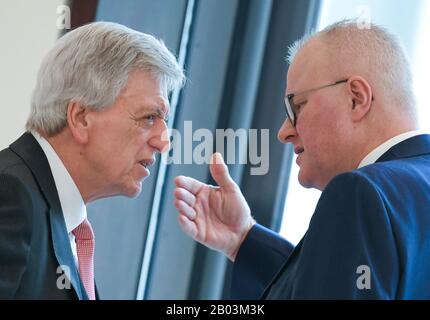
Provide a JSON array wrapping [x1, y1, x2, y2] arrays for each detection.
[[10, 132, 87, 300], [48, 207, 88, 300]]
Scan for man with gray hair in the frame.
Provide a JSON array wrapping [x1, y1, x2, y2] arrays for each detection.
[[174, 19, 430, 299], [0, 22, 184, 299]]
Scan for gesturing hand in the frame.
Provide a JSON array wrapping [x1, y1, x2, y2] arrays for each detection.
[[174, 153, 255, 261]]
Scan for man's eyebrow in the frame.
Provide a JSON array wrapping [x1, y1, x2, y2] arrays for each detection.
[[135, 104, 170, 118], [155, 106, 169, 118]]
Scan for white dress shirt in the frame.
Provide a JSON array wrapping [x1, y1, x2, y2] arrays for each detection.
[[32, 132, 86, 267], [358, 130, 426, 168]]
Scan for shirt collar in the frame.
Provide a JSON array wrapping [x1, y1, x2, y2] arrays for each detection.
[[358, 130, 426, 168], [32, 132, 86, 233]]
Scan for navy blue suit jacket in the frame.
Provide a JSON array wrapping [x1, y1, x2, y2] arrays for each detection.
[[0, 133, 95, 299], [232, 134, 430, 299]]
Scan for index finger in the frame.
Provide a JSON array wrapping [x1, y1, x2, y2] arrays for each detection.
[[174, 175, 205, 195]]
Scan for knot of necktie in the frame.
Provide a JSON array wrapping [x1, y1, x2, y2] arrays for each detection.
[[72, 218, 94, 241]]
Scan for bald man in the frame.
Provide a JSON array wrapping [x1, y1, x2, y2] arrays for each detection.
[[173, 19, 430, 299]]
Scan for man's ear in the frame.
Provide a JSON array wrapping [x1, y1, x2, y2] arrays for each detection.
[[347, 76, 373, 122], [66, 101, 89, 144]]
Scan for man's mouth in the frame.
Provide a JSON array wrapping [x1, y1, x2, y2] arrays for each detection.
[[138, 158, 155, 169], [294, 147, 305, 155]]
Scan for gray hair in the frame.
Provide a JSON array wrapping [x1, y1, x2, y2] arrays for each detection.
[[286, 19, 415, 113], [27, 21, 185, 136]]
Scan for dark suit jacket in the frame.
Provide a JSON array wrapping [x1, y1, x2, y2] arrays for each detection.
[[232, 134, 430, 299], [0, 132, 92, 299]]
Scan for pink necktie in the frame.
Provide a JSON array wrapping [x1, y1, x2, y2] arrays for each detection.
[[72, 219, 96, 300]]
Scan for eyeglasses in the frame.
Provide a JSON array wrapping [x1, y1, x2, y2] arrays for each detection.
[[284, 79, 349, 127]]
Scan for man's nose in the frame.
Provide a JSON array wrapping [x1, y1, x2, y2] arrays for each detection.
[[150, 121, 171, 154], [277, 118, 297, 144]]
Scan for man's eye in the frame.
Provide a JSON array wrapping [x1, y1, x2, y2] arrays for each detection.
[[136, 115, 156, 127], [134, 113, 168, 128], [143, 115, 156, 125], [295, 101, 306, 112]]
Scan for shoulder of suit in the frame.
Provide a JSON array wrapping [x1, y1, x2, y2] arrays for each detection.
[[0, 147, 34, 180]]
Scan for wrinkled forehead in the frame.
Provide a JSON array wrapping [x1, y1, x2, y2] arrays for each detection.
[[286, 39, 333, 93]]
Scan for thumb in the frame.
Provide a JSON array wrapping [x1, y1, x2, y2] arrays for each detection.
[[209, 153, 236, 189]]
